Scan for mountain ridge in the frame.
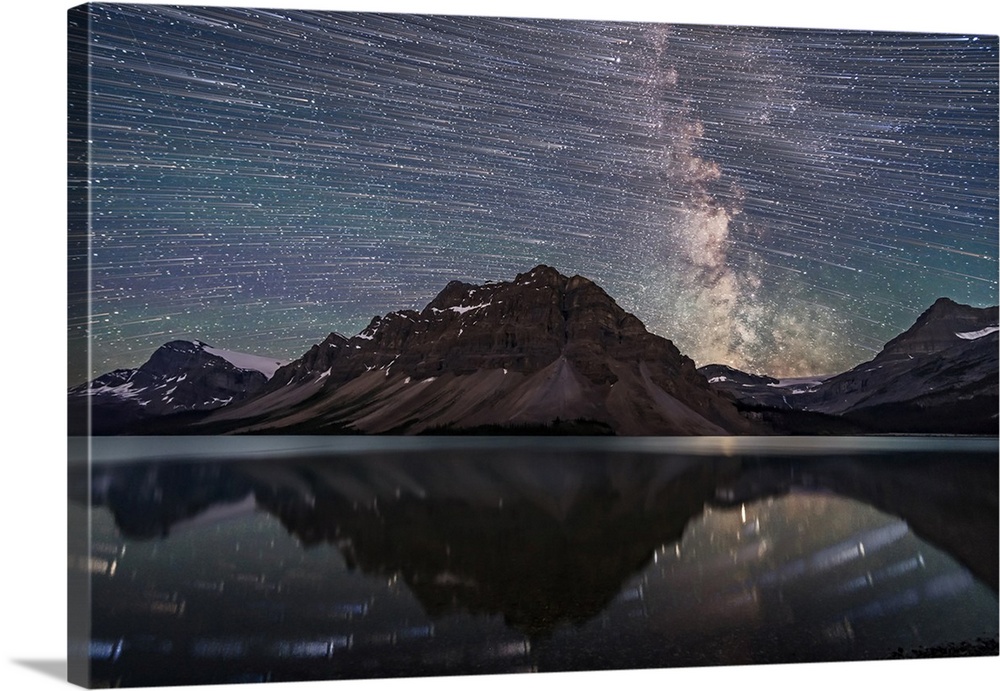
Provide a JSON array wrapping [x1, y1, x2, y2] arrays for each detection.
[[699, 297, 998, 434], [68, 339, 284, 435], [70, 268, 999, 436], [201, 264, 755, 435]]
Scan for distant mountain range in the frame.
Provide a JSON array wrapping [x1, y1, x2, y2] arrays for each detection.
[[69, 266, 998, 435], [700, 297, 999, 434]]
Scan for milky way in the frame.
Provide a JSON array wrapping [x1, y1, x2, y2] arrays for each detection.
[[68, 4, 998, 383]]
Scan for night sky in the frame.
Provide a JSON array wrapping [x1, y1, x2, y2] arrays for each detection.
[[70, 3, 998, 383]]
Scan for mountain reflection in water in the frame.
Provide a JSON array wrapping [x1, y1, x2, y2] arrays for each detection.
[[68, 437, 998, 687]]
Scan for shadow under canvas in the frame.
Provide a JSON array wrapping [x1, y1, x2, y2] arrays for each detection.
[[12, 659, 67, 682]]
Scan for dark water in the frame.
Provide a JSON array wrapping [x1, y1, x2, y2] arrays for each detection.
[[68, 437, 999, 687]]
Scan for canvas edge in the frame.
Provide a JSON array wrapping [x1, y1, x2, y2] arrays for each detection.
[[67, 3, 94, 688]]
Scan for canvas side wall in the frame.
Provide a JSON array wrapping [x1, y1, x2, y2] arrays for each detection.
[[67, 4, 94, 688]]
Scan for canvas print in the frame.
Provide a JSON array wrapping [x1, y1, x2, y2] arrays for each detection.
[[67, 2, 998, 688]]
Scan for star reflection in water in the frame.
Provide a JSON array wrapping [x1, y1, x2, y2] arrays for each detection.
[[69, 436, 998, 685]]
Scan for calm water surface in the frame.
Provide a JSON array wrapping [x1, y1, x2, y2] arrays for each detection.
[[68, 436, 999, 687]]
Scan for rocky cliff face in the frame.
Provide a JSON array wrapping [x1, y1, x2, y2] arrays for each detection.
[[69, 340, 280, 435], [267, 267, 681, 386], [878, 298, 998, 361], [204, 265, 756, 435]]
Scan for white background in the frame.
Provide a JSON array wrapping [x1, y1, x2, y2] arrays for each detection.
[[3, 1, 997, 690]]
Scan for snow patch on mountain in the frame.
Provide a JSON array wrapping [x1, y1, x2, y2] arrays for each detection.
[[774, 375, 831, 387], [956, 326, 999, 340], [450, 302, 491, 314], [202, 344, 286, 378], [91, 381, 146, 400]]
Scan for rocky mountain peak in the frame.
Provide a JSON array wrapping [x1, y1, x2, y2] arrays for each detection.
[[69, 339, 279, 435], [425, 279, 480, 312], [513, 263, 565, 286], [878, 298, 998, 361], [139, 339, 209, 377], [211, 266, 756, 435]]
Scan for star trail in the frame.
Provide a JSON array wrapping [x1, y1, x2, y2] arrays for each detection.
[[69, 4, 998, 383]]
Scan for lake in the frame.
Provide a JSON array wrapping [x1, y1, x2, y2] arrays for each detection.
[[68, 436, 998, 687]]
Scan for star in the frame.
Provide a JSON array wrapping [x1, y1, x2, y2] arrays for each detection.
[[69, 2, 998, 382]]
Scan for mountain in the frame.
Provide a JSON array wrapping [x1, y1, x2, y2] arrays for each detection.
[[695, 365, 832, 412], [68, 340, 286, 435], [72, 275, 997, 436], [701, 298, 999, 434], [698, 364, 779, 388], [809, 298, 998, 432], [879, 297, 998, 360], [197, 265, 756, 435]]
